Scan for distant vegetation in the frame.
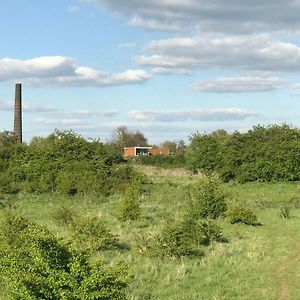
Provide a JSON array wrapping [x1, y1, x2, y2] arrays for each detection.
[[0, 129, 139, 196], [187, 124, 300, 182]]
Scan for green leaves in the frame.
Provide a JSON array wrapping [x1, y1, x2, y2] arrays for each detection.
[[0, 213, 131, 299], [188, 124, 300, 183]]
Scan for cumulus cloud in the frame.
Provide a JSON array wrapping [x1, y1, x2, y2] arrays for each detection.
[[135, 34, 300, 73], [0, 101, 60, 113], [128, 108, 258, 122], [84, 0, 300, 34], [190, 76, 287, 93], [0, 56, 151, 87]]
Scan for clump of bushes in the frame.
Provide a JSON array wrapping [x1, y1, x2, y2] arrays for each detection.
[[0, 213, 131, 299], [53, 205, 118, 251], [188, 178, 227, 219], [187, 124, 300, 183], [0, 130, 139, 197], [152, 218, 223, 257], [226, 204, 260, 225], [72, 216, 118, 251]]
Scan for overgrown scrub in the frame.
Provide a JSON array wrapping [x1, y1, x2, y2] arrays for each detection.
[[188, 177, 228, 219], [152, 218, 223, 257], [53, 206, 118, 251], [72, 215, 118, 251], [187, 124, 300, 182], [0, 130, 141, 196], [0, 212, 131, 299], [226, 204, 260, 225]]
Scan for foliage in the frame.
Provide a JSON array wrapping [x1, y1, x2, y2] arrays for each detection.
[[0, 130, 138, 196], [226, 204, 260, 225], [188, 178, 228, 219], [160, 140, 186, 154], [153, 218, 223, 257], [72, 215, 118, 251], [138, 153, 186, 168], [187, 124, 300, 182], [53, 205, 118, 251], [0, 212, 131, 299], [279, 198, 299, 219], [111, 126, 148, 153], [119, 185, 141, 221]]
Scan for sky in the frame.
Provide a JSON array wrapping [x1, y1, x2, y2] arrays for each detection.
[[1, 0, 300, 144]]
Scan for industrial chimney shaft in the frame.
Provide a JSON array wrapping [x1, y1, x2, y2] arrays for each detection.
[[14, 83, 22, 143]]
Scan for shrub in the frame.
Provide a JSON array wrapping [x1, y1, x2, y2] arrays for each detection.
[[153, 218, 223, 257], [0, 213, 131, 299], [188, 178, 227, 219], [119, 186, 141, 221], [226, 204, 260, 225], [154, 218, 204, 257], [72, 216, 118, 252], [199, 220, 223, 244], [279, 200, 293, 219], [188, 124, 300, 183], [52, 204, 76, 226]]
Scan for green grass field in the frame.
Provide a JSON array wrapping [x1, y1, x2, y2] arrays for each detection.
[[1, 166, 300, 300]]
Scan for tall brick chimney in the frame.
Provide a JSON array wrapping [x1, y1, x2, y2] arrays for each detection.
[[14, 83, 22, 143]]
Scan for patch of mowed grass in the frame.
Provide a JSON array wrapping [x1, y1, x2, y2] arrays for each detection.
[[1, 178, 300, 299]]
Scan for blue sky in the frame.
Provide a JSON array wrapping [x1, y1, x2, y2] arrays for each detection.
[[1, 0, 300, 144]]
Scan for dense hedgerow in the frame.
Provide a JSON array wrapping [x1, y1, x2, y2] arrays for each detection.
[[187, 124, 300, 182], [0, 213, 131, 299], [0, 130, 141, 196]]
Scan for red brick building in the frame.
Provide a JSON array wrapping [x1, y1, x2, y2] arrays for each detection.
[[123, 146, 169, 157]]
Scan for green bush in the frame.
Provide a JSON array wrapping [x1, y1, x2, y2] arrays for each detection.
[[52, 204, 76, 226], [187, 124, 300, 182], [154, 218, 204, 257], [72, 216, 118, 251], [226, 204, 260, 225], [0, 130, 139, 196], [0, 213, 131, 299], [153, 218, 223, 257], [119, 186, 141, 221], [188, 178, 227, 219]]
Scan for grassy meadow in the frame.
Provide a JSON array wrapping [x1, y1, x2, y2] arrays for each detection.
[[1, 165, 300, 299]]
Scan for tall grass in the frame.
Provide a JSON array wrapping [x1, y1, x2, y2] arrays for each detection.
[[1, 172, 300, 299]]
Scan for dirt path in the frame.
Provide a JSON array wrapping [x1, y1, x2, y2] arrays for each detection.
[[276, 235, 300, 300]]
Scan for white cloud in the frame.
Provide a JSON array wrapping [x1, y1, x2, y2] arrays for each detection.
[[0, 56, 151, 87], [0, 101, 60, 113], [136, 34, 300, 73], [191, 76, 287, 93], [84, 0, 300, 34], [128, 108, 258, 122]]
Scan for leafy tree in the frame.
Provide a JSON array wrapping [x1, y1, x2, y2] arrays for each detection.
[[111, 126, 148, 153]]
